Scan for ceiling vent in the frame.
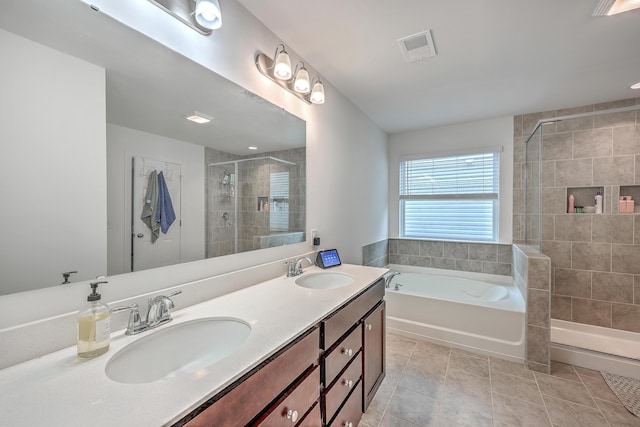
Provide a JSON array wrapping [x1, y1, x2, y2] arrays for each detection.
[[398, 30, 437, 63]]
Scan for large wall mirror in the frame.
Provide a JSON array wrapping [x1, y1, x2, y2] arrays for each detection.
[[0, 1, 306, 296]]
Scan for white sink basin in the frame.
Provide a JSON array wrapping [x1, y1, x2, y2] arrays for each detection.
[[295, 272, 354, 289], [105, 317, 251, 384]]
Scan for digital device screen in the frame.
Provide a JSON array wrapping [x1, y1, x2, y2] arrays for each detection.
[[317, 249, 341, 268]]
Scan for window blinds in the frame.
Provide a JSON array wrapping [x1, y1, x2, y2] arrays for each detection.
[[269, 171, 289, 231], [400, 151, 500, 241]]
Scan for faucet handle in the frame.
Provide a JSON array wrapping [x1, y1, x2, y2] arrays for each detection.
[[284, 260, 296, 277], [110, 303, 144, 335]]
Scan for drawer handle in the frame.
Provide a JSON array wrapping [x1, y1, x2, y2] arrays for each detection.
[[286, 409, 298, 423], [366, 323, 372, 331], [342, 348, 353, 357], [343, 379, 354, 388], [343, 422, 353, 427]]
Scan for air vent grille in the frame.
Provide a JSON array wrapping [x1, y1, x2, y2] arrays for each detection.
[[398, 30, 437, 63]]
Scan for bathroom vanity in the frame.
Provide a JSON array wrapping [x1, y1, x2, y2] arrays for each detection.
[[0, 263, 386, 426]]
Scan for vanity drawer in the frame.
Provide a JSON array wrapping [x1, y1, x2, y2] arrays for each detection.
[[255, 365, 320, 427], [297, 401, 321, 427], [321, 278, 384, 350], [323, 352, 362, 424], [328, 380, 362, 427], [181, 327, 319, 427], [323, 325, 362, 387]]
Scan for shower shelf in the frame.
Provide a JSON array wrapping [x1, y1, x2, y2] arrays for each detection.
[[566, 186, 604, 212]]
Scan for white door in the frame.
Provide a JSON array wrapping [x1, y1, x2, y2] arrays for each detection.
[[132, 157, 181, 271]]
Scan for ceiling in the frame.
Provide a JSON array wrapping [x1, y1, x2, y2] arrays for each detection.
[[238, 0, 640, 134]]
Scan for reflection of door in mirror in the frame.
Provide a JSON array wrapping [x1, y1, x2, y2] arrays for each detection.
[[132, 157, 181, 271]]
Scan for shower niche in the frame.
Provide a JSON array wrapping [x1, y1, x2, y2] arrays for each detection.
[[206, 150, 306, 258]]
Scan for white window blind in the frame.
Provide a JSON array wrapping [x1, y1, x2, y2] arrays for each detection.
[[400, 151, 500, 241], [269, 171, 289, 231]]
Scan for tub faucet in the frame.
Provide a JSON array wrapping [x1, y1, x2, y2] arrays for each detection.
[[293, 256, 314, 276], [385, 272, 401, 288]]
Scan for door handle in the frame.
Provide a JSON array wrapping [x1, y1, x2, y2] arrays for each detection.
[[136, 233, 144, 238]]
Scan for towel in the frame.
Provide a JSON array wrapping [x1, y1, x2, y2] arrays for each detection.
[[156, 171, 176, 234], [140, 170, 160, 243]]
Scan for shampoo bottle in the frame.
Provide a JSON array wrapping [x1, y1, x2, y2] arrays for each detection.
[[628, 196, 635, 213], [568, 194, 575, 214], [619, 196, 626, 213], [595, 192, 603, 214], [77, 280, 110, 359]]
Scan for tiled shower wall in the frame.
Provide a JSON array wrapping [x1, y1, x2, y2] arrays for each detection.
[[513, 97, 640, 334]]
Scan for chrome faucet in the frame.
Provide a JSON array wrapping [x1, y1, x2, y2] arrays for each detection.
[[293, 256, 313, 276], [111, 290, 182, 335], [384, 272, 401, 288]]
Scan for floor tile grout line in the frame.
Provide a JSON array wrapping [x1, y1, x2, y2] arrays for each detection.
[[434, 347, 452, 426], [489, 357, 496, 427], [375, 338, 417, 427], [491, 389, 548, 409], [573, 365, 613, 427], [533, 370, 554, 426]]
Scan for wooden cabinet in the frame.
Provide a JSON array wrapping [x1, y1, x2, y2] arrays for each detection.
[[173, 275, 385, 427], [176, 327, 319, 427], [320, 277, 385, 426], [363, 301, 385, 410]]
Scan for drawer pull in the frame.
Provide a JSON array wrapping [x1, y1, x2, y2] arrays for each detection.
[[342, 348, 353, 357], [366, 323, 372, 331], [286, 409, 298, 423], [343, 422, 353, 427], [343, 379, 354, 388]]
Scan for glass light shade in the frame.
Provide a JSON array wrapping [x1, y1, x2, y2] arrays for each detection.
[[607, 0, 640, 15], [273, 51, 292, 80], [195, 0, 222, 30], [310, 82, 325, 104], [294, 68, 310, 94]]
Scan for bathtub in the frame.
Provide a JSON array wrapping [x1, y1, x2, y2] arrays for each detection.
[[551, 319, 640, 380], [385, 264, 526, 362]]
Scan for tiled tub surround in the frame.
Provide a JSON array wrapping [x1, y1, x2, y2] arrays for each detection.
[[513, 244, 552, 374], [513, 98, 640, 335], [363, 239, 389, 267], [388, 238, 513, 276]]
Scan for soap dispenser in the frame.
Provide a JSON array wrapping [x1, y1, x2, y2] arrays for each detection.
[[77, 280, 111, 359]]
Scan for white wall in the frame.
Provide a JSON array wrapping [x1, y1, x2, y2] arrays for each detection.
[[0, 29, 106, 294], [106, 124, 205, 275], [389, 116, 514, 243]]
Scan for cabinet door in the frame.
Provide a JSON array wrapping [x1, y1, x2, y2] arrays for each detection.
[[363, 301, 385, 410]]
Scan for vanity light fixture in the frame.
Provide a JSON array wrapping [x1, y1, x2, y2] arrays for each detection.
[[631, 82, 640, 89], [195, 0, 222, 30], [185, 111, 214, 124], [255, 44, 326, 104], [593, 0, 640, 15]]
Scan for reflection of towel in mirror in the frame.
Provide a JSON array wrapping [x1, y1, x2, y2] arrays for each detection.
[[156, 171, 176, 234], [140, 170, 160, 243]]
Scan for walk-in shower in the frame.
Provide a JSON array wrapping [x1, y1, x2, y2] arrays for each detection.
[[523, 102, 640, 377], [207, 156, 304, 258]]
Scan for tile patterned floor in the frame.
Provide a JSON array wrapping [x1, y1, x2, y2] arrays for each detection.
[[359, 332, 640, 427]]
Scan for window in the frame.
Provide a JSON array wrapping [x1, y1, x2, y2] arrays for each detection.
[[399, 151, 500, 242], [269, 171, 290, 231]]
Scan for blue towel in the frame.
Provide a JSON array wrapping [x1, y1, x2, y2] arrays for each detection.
[[156, 171, 176, 234]]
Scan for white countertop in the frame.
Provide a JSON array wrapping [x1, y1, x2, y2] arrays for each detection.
[[0, 264, 387, 426]]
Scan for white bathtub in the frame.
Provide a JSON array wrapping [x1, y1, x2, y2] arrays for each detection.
[[551, 319, 640, 380], [385, 264, 525, 362]]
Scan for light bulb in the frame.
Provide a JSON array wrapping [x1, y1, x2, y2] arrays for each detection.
[[310, 81, 325, 104], [294, 67, 310, 94], [274, 50, 292, 80], [195, 0, 222, 30]]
